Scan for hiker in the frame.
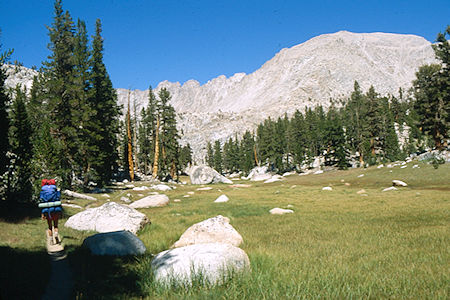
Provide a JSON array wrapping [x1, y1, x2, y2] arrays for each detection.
[[40, 179, 62, 245]]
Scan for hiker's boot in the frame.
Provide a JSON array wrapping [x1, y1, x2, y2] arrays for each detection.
[[54, 232, 60, 244], [46, 231, 53, 246]]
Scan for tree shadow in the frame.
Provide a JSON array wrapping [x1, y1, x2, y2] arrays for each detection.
[[0, 246, 50, 300], [69, 246, 146, 299], [0, 202, 42, 223]]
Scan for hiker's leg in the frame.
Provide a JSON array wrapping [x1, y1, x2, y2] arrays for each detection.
[[53, 212, 61, 243], [46, 215, 53, 236]]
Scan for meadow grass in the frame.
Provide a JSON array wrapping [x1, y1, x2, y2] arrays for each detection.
[[1, 161, 449, 299]]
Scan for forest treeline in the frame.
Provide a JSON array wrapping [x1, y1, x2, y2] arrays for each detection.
[[0, 0, 448, 209]]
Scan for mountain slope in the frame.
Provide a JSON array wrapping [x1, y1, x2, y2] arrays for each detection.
[[117, 31, 436, 161]]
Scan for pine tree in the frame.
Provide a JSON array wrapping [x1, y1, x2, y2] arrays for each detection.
[[158, 88, 180, 179], [287, 109, 307, 169], [9, 85, 33, 202], [179, 144, 192, 171], [206, 141, 214, 167], [240, 131, 256, 175], [324, 104, 349, 169], [213, 140, 223, 173], [89, 19, 121, 185], [344, 81, 369, 166], [365, 86, 382, 163], [412, 26, 450, 150], [0, 31, 13, 177], [43, 0, 78, 187], [138, 87, 158, 174]]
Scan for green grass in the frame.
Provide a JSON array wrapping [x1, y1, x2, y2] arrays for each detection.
[[1, 161, 449, 299]]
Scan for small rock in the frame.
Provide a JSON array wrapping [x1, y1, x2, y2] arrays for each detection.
[[187, 191, 195, 195], [214, 195, 229, 203], [382, 187, 398, 192], [400, 166, 407, 169], [270, 208, 294, 215], [183, 195, 191, 198], [133, 186, 149, 191], [357, 189, 366, 194], [173, 199, 181, 202], [345, 183, 351, 186], [357, 174, 364, 178], [120, 196, 131, 203], [152, 184, 172, 191], [392, 180, 407, 187], [197, 187, 213, 191], [229, 184, 252, 188], [322, 186, 332, 191], [62, 203, 83, 209], [314, 170, 323, 175]]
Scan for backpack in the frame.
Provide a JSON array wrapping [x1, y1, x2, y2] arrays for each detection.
[[39, 181, 61, 208]]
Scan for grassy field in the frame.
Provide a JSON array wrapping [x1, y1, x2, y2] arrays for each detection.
[[1, 161, 449, 299]]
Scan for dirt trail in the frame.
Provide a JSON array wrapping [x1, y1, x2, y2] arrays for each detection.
[[42, 250, 73, 300]]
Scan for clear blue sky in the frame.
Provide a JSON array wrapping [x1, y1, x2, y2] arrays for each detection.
[[1, 0, 449, 90]]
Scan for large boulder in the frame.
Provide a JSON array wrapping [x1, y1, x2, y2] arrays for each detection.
[[64, 202, 149, 234], [82, 230, 146, 256], [189, 165, 232, 185], [151, 243, 250, 285], [243, 166, 270, 181], [173, 215, 243, 248], [129, 194, 169, 208]]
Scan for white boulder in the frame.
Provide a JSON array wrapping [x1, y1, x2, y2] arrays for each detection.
[[151, 243, 250, 286], [214, 195, 229, 203], [322, 186, 333, 191], [190, 165, 233, 185], [64, 202, 149, 234], [129, 194, 170, 208], [82, 230, 146, 256], [133, 186, 149, 191], [173, 215, 243, 248]]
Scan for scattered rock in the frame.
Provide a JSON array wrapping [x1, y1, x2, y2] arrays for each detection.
[[173, 215, 243, 248], [243, 166, 269, 180], [264, 177, 282, 183], [392, 180, 407, 187], [62, 190, 96, 201], [314, 170, 324, 175], [357, 174, 364, 178], [151, 243, 250, 285], [183, 195, 191, 198], [62, 203, 83, 209], [82, 230, 146, 256], [214, 195, 229, 203], [229, 184, 252, 188], [100, 194, 110, 198], [282, 172, 295, 177], [322, 186, 332, 191], [382, 187, 398, 192], [400, 165, 407, 169], [286, 204, 294, 208], [377, 164, 384, 169], [120, 196, 131, 203], [133, 186, 149, 191], [344, 183, 351, 186], [412, 164, 419, 168], [174, 199, 181, 202], [152, 184, 172, 191], [270, 208, 294, 215], [290, 185, 296, 189], [357, 189, 366, 194], [251, 173, 272, 182], [130, 194, 170, 208], [125, 184, 135, 189], [197, 187, 213, 191], [64, 202, 149, 234], [187, 191, 195, 195], [190, 165, 233, 185]]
